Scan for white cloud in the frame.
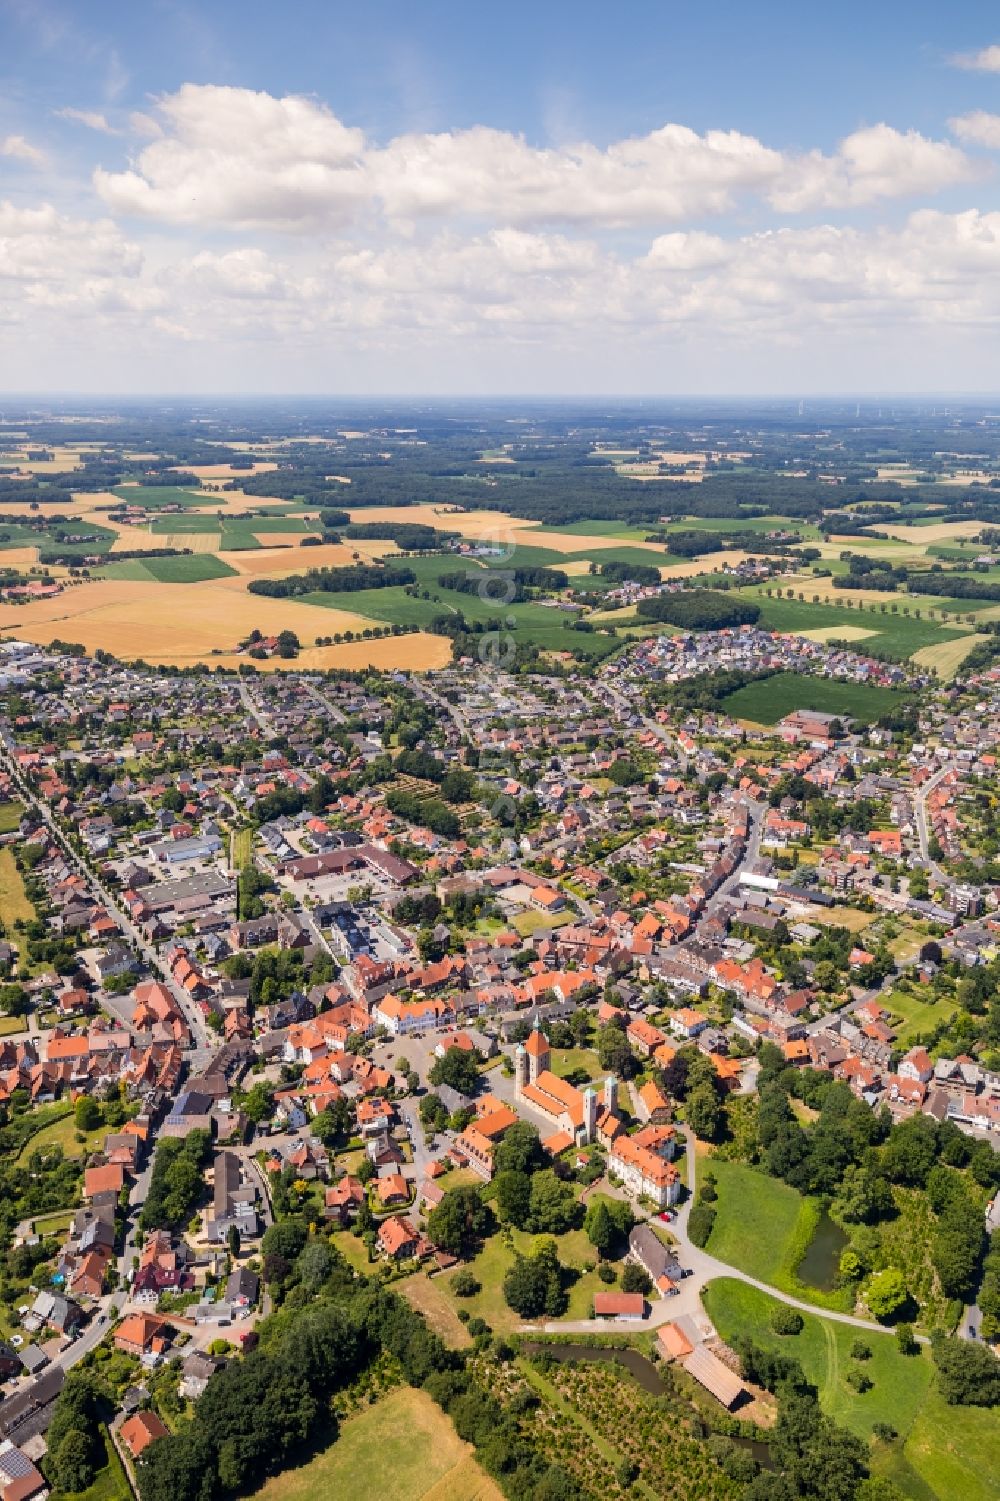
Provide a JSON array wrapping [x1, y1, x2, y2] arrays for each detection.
[[56, 107, 120, 135], [95, 84, 367, 228], [950, 44, 1000, 72], [1, 134, 47, 167], [0, 200, 141, 287], [950, 111, 1000, 149], [92, 85, 971, 234], [770, 125, 975, 211]]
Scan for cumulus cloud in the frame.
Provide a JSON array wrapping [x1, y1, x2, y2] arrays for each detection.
[[0, 200, 141, 287], [1, 134, 47, 167], [770, 125, 975, 211], [56, 107, 120, 135], [91, 85, 971, 233], [950, 110, 1000, 149], [950, 44, 1000, 72]]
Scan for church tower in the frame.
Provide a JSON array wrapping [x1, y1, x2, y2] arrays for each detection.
[[604, 1075, 618, 1116], [523, 1016, 550, 1085]]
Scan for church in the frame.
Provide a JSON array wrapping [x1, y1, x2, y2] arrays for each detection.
[[514, 1019, 611, 1148]]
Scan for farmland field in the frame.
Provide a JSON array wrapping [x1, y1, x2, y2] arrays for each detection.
[[721, 672, 912, 726], [250, 1387, 501, 1501], [102, 554, 238, 583], [744, 592, 968, 659], [111, 485, 211, 509]]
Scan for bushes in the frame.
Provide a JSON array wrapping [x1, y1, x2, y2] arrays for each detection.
[[770, 1304, 804, 1336], [931, 1332, 1000, 1407], [688, 1203, 717, 1248], [139, 1129, 212, 1231]]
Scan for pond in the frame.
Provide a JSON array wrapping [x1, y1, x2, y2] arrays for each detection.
[[796, 1211, 849, 1292], [520, 1340, 665, 1394]]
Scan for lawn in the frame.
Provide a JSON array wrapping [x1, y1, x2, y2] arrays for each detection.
[[884, 987, 957, 1047], [512, 907, 576, 936], [436, 1224, 604, 1332], [230, 827, 254, 870], [721, 672, 912, 727], [0, 1015, 27, 1036], [0, 799, 24, 833], [0, 847, 34, 925], [703, 1279, 932, 1440], [399, 1271, 473, 1348], [700, 1157, 837, 1300], [903, 1384, 1000, 1501], [17, 1106, 107, 1162], [550, 1047, 605, 1083], [250, 1386, 501, 1501]]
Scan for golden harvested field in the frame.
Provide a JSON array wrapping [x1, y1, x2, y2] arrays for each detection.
[[252, 530, 321, 547], [658, 549, 751, 578], [561, 559, 594, 576], [0, 575, 450, 670], [911, 635, 981, 679], [251, 1387, 501, 1501], [0, 578, 365, 658], [589, 603, 638, 622], [175, 462, 278, 479], [210, 635, 452, 673], [218, 541, 397, 576], [797, 625, 876, 643], [880, 520, 986, 544], [0, 546, 41, 568], [784, 574, 925, 609], [151, 532, 223, 554]]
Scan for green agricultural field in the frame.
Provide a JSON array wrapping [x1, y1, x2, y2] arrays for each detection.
[[721, 672, 912, 726], [111, 485, 210, 509], [144, 554, 238, 581], [251, 1387, 501, 1501], [101, 554, 237, 583], [149, 512, 225, 533], [221, 516, 318, 549], [661, 515, 821, 536], [300, 578, 623, 658], [303, 586, 445, 629], [744, 592, 967, 660]]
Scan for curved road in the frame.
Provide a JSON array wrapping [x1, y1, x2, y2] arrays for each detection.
[[536, 1137, 925, 1342]]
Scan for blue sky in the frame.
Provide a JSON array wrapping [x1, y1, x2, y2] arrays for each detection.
[[2, 0, 1000, 393]]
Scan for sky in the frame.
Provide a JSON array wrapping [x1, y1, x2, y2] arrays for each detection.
[[2, 0, 1000, 396]]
